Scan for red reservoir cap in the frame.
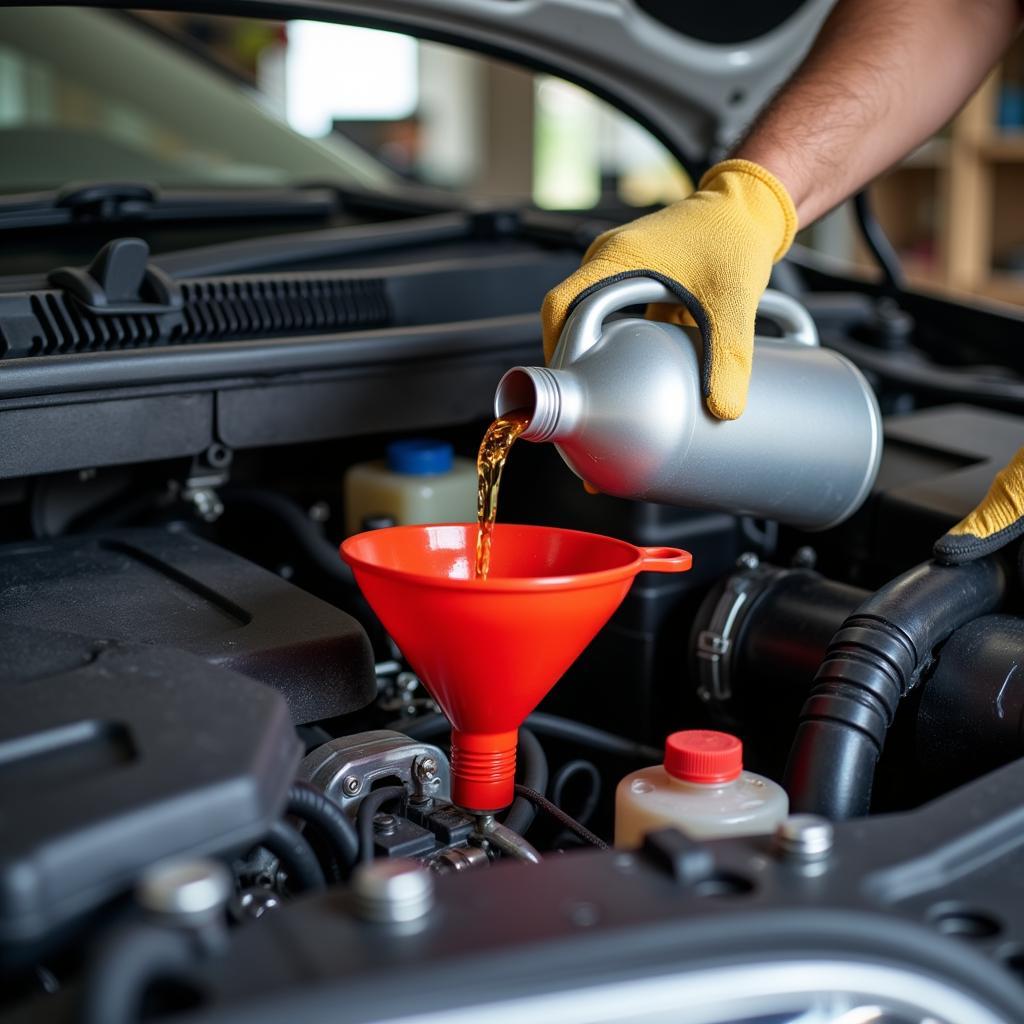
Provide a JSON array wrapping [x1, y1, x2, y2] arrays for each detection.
[[664, 730, 742, 784]]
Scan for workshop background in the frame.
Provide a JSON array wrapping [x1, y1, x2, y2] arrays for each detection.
[[5, 10, 1024, 304]]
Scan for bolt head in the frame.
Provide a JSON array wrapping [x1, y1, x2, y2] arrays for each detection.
[[792, 546, 817, 569], [191, 488, 224, 523], [233, 888, 280, 921], [342, 775, 362, 796], [308, 501, 331, 523], [374, 813, 399, 835], [415, 756, 439, 781], [351, 859, 434, 924], [774, 814, 834, 860], [396, 672, 419, 694], [137, 858, 232, 921]]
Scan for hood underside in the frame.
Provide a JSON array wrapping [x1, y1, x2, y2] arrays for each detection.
[[67, 0, 834, 168]]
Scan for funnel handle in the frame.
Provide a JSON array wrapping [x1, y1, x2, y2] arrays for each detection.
[[638, 547, 693, 573]]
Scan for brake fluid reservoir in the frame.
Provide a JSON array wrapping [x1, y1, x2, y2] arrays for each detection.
[[614, 730, 788, 847], [344, 439, 476, 535]]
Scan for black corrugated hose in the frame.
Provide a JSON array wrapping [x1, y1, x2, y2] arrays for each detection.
[[784, 557, 1005, 819]]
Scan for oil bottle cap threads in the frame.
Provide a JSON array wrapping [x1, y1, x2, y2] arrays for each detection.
[[495, 367, 561, 442], [387, 439, 454, 475], [664, 730, 742, 784]]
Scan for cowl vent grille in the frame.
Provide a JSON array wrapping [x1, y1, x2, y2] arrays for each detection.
[[0, 274, 391, 358], [176, 276, 390, 341]]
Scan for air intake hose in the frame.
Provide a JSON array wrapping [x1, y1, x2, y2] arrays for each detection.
[[784, 557, 1005, 819]]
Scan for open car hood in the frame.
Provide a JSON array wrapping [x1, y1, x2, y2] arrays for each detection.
[[87, 0, 834, 167]]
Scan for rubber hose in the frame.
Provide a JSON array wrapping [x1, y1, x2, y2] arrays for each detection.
[[784, 557, 1005, 819], [526, 713, 662, 762], [222, 487, 355, 586], [503, 727, 548, 835], [550, 759, 601, 829], [356, 785, 407, 863], [286, 781, 359, 880], [261, 819, 326, 892], [853, 189, 905, 292], [79, 923, 197, 1024]]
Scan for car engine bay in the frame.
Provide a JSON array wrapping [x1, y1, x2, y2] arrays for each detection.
[[3, 199, 1024, 1023], [5, 2, 1024, 1020]]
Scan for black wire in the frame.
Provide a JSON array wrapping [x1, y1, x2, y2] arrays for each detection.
[[286, 781, 359, 881], [824, 331, 1024, 410], [549, 759, 601, 829], [356, 785, 407, 863], [261, 819, 326, 892], [513, 785, 608, 850], [501, 727, 548, 835], [853, 189, 905, 293]]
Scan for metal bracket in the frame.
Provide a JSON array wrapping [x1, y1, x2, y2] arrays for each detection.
[[298, 730, 451, 811]]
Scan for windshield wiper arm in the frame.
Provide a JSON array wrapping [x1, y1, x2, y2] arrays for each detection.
[[0, 181, 340, 231]]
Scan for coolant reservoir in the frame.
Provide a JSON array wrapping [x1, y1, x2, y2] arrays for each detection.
[[344, 439, 476, 535], [614, 730, 788, 847]]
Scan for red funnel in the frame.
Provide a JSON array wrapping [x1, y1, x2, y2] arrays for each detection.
[[341, 523, 691, 811]]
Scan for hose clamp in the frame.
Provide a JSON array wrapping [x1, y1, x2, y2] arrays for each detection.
[[695, 558, 788, 703]]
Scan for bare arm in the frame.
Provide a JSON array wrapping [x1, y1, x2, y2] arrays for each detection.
[[736, 0, 1022, 226]]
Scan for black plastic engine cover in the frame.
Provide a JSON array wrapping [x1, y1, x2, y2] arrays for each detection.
[[0, 526, 376, 722], [0, 642, 301, 960]]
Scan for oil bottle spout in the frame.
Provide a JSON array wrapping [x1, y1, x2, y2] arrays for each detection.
[[494, 365, 580, 443]]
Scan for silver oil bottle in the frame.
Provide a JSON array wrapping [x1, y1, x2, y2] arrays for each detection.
[[495, 278, 882, 531]]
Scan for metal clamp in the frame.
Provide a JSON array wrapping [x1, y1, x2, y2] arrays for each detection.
[[695, 557, 788, 703]]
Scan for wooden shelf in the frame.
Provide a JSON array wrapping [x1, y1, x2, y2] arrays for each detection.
[[901, 255, 943, 287], [861, 46, 1024, 307], [981, 134, 1024, 161], [979, 271, 1024, 304]]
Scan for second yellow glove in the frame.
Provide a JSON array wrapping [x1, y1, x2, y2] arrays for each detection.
[[934, 446, 1024, 563], [540, 159, 798, 420]]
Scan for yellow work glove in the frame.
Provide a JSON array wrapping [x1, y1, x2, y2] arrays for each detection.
[[934, 446, 1024, 563], [540, 159, 798, 420]]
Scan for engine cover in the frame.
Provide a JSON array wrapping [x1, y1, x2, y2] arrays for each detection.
[[0, 642, 301, 963], [0, 526, 376, 722]]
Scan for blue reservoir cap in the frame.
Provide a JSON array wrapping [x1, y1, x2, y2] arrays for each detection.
[[386, 439, 454, 475]]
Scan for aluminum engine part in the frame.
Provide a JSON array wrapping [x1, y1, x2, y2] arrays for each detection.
[[298, 730, 450, 810]]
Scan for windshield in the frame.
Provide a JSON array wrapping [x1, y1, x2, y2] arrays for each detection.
[[0, 7, 396, 194]]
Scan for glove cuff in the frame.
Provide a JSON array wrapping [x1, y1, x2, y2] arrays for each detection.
[[934, 445, 1024, 563], [699, 158, 798, 262]]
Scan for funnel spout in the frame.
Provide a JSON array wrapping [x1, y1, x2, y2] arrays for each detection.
[[450, 729, 518, 812], [495, 366, 579, 443]]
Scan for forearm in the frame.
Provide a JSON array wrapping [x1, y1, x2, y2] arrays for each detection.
[[735, 0, 1021, 225]]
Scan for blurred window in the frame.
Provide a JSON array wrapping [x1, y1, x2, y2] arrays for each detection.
[[0, 7, 692, 211]]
